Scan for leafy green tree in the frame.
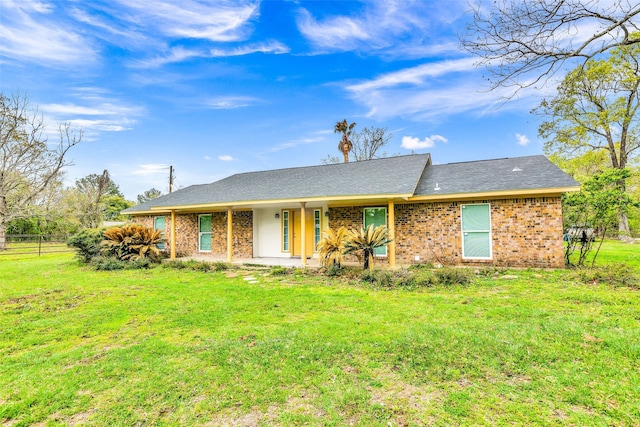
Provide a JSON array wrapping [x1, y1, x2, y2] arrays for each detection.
[[103, 195, 134, 221], [564, 169, 639, 267], [538, 40, 640, 238], [137, 188, 162, 204], [0, 92, 82, 248]]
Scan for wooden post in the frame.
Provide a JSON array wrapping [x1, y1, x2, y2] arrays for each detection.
[[300, 202, 306, 266], [170, 210, 176, 260], [227, 207, 233, 263], [388, 200, 396, 269]]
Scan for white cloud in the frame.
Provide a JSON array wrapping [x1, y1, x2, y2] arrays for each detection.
[[210, 40, 290, 57], [131, 164, 170, 176], [39, 97, 145, 138], [133, 46, 206, 68], [297, 9, 370, 50], [266, 136, 325, 153], [206, 96, 261, 109], [516, 133, 530, 146], [0, 1, 96, 65], [296, 0, 467, 56], [218, 155, 234, 161], [401, 135, 448, 150], [112, 0, 259, 42], [204, 155, 211, 160], [343, 57, 544, 120]]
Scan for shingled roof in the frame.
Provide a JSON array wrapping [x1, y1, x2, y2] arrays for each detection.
[[123, 154, 578, 214], [124, 154, 432, 213], [413, 155, 578, 197]]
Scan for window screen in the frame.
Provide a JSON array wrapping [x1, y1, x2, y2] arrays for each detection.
[[199, 215, 212, 252], [154, 216, 165, 250], [461, 204, 491, 259]]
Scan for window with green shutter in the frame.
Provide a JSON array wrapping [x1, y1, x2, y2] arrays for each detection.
[[199, 214, 212, 252], [363, 207, 387, 256], [153, 216, 165, 250], [461, 204, 492, 259]]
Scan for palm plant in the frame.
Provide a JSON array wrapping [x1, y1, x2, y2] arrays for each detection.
[[344, 224, 391, 271], [317, 226, 348, 268], [334, 119, 356, 163], [102, 224, 163, 261]]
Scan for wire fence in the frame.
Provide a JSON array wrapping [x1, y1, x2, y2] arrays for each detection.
[[0, 234, 73, 256]]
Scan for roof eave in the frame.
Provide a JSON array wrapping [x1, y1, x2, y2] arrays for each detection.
[[409, 186, 580, 202]]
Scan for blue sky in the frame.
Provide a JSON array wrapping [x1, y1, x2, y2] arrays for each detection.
[[1, 0, 551, 200]]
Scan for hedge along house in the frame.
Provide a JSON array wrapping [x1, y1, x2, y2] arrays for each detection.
[[122, 154, 579, 268]]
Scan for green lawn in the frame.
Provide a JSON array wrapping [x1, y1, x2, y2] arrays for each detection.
[[1, 246, 639, 426]]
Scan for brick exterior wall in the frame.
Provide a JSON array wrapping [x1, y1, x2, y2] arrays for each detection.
[[329, 197, 564, 268], [132, 211, 253, 258], [132, 197, 563, 268]]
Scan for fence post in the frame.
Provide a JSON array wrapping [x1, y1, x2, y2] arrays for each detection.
[[38, 235, 42, 256]]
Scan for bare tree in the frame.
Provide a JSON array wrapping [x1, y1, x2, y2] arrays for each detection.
[[66, 170, 120, 229], [0, 93, 82, 249], [462, 0, 640, 90], [323, 126, 394, 164]]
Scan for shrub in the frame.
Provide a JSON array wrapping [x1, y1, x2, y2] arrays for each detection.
[[344, 225, 391, 271], [317, 227, 348, 268], [212, 261, 229, 271], [102, 224, 163, 262], [432, 267, 474, 286], [572, 263, 638, 288], [67, 228, 105, 263], [325, 264, 343, 277], [360, 270, 394, 287], [161, 259, 229, 272], [90, 256, 126, 271], [270, 266, 291, 276]]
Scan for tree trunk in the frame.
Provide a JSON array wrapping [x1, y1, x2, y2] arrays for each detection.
[[619, 210, 632, 241], [342, 145, 349, 163], [0, 223, 5, 251]]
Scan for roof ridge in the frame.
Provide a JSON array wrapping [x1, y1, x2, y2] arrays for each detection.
[[434, 154, 544, 166], [226, 153, 431, 179]]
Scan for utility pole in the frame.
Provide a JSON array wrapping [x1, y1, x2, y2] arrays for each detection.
[[169, 166, 174, 193]]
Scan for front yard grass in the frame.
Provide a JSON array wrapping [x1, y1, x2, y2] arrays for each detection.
[[1, 249, 639, 426]]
